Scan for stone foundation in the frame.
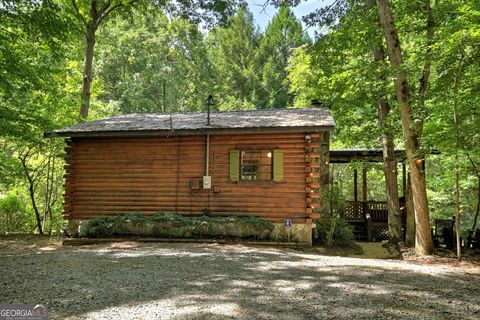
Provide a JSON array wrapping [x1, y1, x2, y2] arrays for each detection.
[[270, 222, 313, 245], [67, 219, 313, 246]]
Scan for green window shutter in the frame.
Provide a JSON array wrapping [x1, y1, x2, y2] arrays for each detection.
[[273, 150, 284, 182], [229, 150, 240, 182]]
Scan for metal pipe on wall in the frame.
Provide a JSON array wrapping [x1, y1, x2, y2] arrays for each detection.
[[205, 133, 210, 176]]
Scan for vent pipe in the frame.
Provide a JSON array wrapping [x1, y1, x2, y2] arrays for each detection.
[[206, 95, 214, 125]]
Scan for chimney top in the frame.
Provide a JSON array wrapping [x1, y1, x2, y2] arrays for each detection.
[[206, 95, 214, 126], [310, 99, 328, 109]]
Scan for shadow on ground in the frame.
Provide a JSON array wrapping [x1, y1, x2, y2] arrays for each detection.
[[1, 243, 479, 319]]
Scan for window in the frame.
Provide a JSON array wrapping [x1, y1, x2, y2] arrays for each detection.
[[240, 150, 273, 181], [229, 148, 283, 183]]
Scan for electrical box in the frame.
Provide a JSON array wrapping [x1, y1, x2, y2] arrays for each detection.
[[203, 176, 212, 189]]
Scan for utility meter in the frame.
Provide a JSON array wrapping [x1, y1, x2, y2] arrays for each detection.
[[203, 176, 212, 189]]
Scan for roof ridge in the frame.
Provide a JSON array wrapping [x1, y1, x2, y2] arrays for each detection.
[[107, 107, 320, 117], [48, 107, 334, 137]]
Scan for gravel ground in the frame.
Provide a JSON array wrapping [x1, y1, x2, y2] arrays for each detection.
[[1, 240, 480, 320]]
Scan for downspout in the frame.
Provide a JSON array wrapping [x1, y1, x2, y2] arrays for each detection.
[[205, 133, 209, 176], [203, 95, 213, 190]]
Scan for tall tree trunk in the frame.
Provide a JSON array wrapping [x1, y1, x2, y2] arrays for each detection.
[[372, 41, 402, 245], [75, 0, 133, 119], [415, 0, 434, 138], [453, 53, 464, 259], [467, 153, 480, 233], [473, 176, 480, 232], [376, 0, 434, 255], [454, 152, 461, 258], [79, 21, 97, 119], [19, 153, 43, 235], [405, 171, 415, 247]]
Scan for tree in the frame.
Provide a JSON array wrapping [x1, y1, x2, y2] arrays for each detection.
[[71, 0, 241, 119], [376, 0, 434, 255], [0, 0, 74, 137], [371, 40, 402, 246], [208, 7, 262, 110], [69, 0, 139, 119], [257, 6, 309, 108], [287, 0, 446, 248], [96, 7, 214, 113]]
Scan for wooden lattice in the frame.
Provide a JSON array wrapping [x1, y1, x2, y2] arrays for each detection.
[[371, 226, 389, 241]]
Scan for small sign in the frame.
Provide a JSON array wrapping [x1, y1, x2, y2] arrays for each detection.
[[284, 219, 292, 229]]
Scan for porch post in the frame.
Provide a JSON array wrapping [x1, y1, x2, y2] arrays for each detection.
[[353, 168, 358, 202], [363, 165, 372, 241], [362, 166, 368, 202], [319, 131, 330, 216]]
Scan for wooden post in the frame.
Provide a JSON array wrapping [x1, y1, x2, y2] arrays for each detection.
[[362, 165, 372, 241], [362, 166, 368, 202], [354, 168, 358, 217], [354, 169, 358, 201], [318, 132, 330, 216]]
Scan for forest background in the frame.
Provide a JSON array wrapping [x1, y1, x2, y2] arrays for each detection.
[[0, 0, 478, 243]]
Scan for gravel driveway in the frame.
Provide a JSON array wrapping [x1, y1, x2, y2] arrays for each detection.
[[1, 242, 479, 319]]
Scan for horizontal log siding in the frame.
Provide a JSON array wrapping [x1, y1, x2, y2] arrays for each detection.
[[64, 133, 309, 222]]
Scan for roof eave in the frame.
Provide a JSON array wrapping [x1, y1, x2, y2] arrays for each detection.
[[45, 125, 335, 138]]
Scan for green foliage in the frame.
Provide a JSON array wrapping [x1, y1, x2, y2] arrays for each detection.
[[96, 8, 215, 113], [0, 194, 32, 234], [80, 213, 147, 238], [2, 0, 480, 239], [80, 212, 275, 240], [315, 216, 354, 247], [207, 7, 262, 110], [314, 183, 354, 246], [287, 0, 480, 236], [256, 6, 309, 108]]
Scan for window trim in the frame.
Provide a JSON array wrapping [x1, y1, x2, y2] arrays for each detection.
[[239, 148, 274, 182]]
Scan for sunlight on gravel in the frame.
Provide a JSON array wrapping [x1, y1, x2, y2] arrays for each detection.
[[1, 242, 479, 320]]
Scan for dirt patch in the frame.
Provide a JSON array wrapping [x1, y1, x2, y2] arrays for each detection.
[[401, 247, 480, 275], [1, 237, 480, 319], [0, 235, 63, 254]]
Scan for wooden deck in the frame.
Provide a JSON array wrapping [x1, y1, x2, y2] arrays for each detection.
[[339, 201, 407, 241]]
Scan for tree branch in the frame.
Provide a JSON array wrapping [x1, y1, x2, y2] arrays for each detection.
[[415, 0, 434, 139], [97, 0, 139, 27], [71, 0, 88, 26], [467, 153, 480, 179]]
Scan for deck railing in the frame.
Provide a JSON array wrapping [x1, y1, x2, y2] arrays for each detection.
[[340, 201, 388, 221], [339, 200, 403, 222], [339, 200, 407, 241]]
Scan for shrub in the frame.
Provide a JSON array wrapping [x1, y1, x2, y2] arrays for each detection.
[[151, 212, 192, 238], [0, 194, 31, 234], [315, 215, 354, 246], [80, 212, 275, 240]]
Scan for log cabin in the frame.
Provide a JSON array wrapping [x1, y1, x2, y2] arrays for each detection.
[[49, 105, 334, 244]]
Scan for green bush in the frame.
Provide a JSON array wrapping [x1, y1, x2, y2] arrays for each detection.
[[315, 215, 354, 246], [80, 213, 147, 238], [0, 194, 31, 234], [151, 212, 192, 238], [80, 212, 275, 240]]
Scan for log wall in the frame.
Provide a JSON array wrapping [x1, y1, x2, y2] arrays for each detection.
[[64, 132, 325, 224]]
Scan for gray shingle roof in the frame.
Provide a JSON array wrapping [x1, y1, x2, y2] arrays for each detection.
[[50, 107, 334, 137]]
